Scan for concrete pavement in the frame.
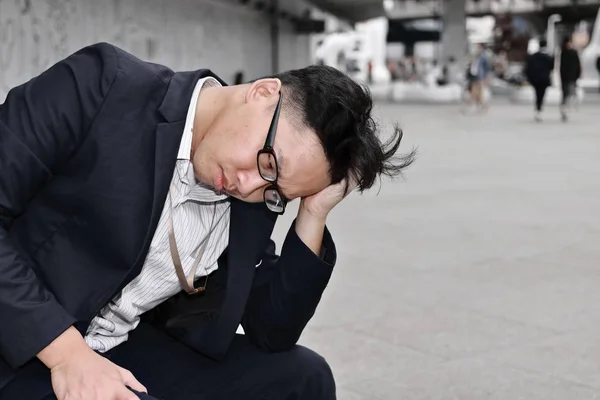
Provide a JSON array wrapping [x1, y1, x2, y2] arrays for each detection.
[[272, 100, 600, 399]]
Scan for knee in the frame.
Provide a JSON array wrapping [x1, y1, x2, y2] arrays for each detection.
[[286, 346, 336, 400], [293, 346, 334, 379]]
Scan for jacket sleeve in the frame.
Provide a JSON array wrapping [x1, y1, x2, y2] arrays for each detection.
[[0, 43, 119, 368], [241, 220, 337, 352]]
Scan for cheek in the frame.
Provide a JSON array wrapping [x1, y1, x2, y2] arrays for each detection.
[[206, 131, 254, 169], [226, 140, 265, 174], [224, 147, 259, 177], [280, 172, 329, 199], [207, 109, 269, 178], [301, 157, 330, 187]]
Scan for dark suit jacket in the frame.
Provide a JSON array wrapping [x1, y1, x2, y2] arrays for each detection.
[[559, 48, 581, 83], [0, 43, 336, 388], [525, 51, 554, 86]]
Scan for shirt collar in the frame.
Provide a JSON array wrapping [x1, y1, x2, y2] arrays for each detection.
[[174, 77, 227, 203], [177, 77, 221, 160]]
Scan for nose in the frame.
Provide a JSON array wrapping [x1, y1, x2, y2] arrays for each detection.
[[236, 169, 267, 199]]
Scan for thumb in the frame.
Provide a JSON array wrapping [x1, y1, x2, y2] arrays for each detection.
[[119, 367, 147, 393]]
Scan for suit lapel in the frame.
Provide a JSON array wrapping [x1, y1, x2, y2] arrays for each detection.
[[196, 198, 277, 359], [129, 68, 279, 359], [130, 69, 219, 275], [129, 121, 184, 277], [227, 198, 278, 274]]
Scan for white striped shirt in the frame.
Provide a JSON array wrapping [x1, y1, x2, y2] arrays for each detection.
[[85, 77, 231, 352]]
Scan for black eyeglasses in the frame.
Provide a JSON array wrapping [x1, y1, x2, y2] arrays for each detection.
[[257, 93, 287, 214]]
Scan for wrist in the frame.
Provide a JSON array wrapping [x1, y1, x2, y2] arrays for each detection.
[[298, 201, 328, 223], [295, 205, 327, 256], [37, 326, 90, 369]]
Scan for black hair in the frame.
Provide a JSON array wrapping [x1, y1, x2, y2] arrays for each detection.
[[267, 65, 416, 192], [562, 36, 571, 49]]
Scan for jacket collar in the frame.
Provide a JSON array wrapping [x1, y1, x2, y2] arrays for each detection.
[[135, 69, 229, 276], [158, 69, 228, 123], [153, 69, 278, 275], [144, 68, 280, 359]]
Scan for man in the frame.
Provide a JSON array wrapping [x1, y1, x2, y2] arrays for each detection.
[[559, 36, 582, 122], [524, 39, 554, 122], [0, 43, 414, 400], [463, 44, 491, 114]]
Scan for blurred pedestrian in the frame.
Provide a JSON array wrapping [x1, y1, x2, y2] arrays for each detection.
[[233, 70, 245, 85], [524, 39, 554, 122], [559, 36, 581, 122], [464, 44, 492, 113]]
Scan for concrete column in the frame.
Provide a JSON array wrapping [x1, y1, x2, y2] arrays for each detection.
[[441, 0, 468, 63], [271, 0, 279, 74]]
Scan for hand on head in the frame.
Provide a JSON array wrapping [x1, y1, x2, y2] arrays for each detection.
[[192, 65, 416, 217]]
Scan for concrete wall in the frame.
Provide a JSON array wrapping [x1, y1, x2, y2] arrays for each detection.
[[0, 0, 312, 101]]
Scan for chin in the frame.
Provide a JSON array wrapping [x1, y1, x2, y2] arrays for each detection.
[[193, 172, 211, 188]]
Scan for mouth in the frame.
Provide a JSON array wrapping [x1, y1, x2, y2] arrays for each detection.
[[214, 169, 225, 191], [214, 169, 237, 196]]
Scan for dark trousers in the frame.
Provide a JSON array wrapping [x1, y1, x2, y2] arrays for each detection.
[[0, 323, 335, 400], [561, 81, 576, 106], [532, 83, 548, 112]]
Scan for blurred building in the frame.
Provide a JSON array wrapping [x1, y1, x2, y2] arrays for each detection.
[[0, 0, 327, 100], [306, 0, 600, 88]]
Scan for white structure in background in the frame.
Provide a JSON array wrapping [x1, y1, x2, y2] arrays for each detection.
[[313, 32, 363, 69], [312, 17, 390, 84], [546, 14, 563, 54], [528, 37, 541, 53], [355, 17, 391, 84], [580, 7, 600, 89], [547, 14, 563, 88], [467, 16, 495, 46], [308, 7, 353, 66]]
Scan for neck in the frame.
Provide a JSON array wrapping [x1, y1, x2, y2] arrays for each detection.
[[190, 85, 241, 159]]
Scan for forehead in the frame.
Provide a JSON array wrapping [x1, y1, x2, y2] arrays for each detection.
[[272, 116, 330, 199]]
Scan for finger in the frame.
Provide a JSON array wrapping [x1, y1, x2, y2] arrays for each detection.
[[116, 386, 141, 400], [119, 368, 147, 393], [345, 175, 360, 195]]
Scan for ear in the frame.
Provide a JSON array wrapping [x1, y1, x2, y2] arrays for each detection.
[[245, 78, 282, 104]]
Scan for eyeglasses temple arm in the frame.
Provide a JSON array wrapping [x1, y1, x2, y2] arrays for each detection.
[[264, 93, 282, 149]]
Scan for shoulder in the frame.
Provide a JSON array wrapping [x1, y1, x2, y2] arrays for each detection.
[[76, 42, 173, 89]]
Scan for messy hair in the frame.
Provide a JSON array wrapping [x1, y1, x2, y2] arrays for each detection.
[[269, 65, 416, 192]]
